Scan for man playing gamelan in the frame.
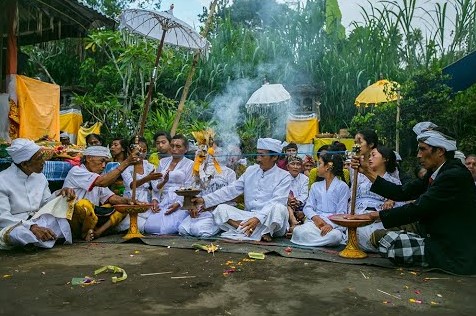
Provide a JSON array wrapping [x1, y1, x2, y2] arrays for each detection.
[[193, 138, 291, 242], [0, 139, 75, 249], [64, 146, 139, 241], [348, 122, 476, 275]]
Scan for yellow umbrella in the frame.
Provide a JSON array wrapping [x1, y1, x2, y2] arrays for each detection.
[[354, 79, 400, 107], [354, 79, 402, 152]]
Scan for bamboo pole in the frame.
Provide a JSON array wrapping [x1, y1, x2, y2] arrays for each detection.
[[138, 28, 167, 136], [395, 90, 401, 153], [170, 0, 218, 136], [349, 144, 361, 215]]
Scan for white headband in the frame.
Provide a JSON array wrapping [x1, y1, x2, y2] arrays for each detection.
[[83, 146, 112, 159], [417, 130, 457, 151], [6, 138, 41, 164], [257, 138, 283, 153]]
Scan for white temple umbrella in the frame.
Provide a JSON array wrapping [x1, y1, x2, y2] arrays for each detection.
[[120, 6, 209, 135], [245, 83, 291, 114]]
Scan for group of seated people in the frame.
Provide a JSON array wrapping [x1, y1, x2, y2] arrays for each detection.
[[1, 121, 476, 275]]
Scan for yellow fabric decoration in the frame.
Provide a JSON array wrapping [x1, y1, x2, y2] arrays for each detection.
[[16, 75, 60, 141], [8, 99, 19, 139], [60, 109, 83, 143], [286, 115, 318, 144], [148, 152, 160, 168], [77, 122, 102, 146], [193, 147, 222, 175]]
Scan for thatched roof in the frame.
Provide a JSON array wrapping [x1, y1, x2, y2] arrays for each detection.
[[1, 0, 115, 46]]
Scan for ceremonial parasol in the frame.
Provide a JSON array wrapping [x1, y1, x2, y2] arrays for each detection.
[[119, 5, 209, 136], [354, 79, 402, 151], [245, 83, 291, 114]]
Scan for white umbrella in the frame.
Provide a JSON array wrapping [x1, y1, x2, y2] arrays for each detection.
[[120, 8, 209, 52], [119, 6, 209, 135], [245, 83, 291, 114]]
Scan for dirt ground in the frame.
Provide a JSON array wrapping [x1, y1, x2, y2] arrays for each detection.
[[1, 242, 475, 316]]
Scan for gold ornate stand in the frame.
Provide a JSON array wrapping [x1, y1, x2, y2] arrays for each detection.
[[328, 143, 374, 259], [329, 215, 374, 258], [114, 204, 151, 240]]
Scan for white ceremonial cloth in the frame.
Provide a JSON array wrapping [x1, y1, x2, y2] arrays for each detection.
[[179, 166, 237, 237], [291, 178, 350, 246], [63, 164, 115, 205], [203, 164, 292, 240]]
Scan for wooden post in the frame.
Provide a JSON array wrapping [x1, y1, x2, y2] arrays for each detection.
[[170, 0, 218, 136], [395, 90, 401, 153]]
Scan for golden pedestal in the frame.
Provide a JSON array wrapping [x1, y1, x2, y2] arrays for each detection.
[[329, 214, 374, 259], [114, 204, 151, 240]]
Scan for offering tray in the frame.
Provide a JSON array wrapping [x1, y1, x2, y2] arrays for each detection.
[[175, 189, 202, 209]]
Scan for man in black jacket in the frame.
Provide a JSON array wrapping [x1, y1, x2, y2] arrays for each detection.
[[348, 122, 476, 275]]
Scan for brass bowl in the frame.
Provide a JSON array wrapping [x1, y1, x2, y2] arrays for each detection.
[[113, 204, 151, 214], [329, 214, 374, 228]]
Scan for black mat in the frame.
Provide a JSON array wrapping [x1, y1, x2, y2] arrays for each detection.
[[91, 234, 396, 269]]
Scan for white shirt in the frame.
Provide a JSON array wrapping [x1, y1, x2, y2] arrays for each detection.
[[122, 160, 156, 202], [0, 164, 51, 229], [430, 162, 445, 181], [290, 173, 309, 203], [303, 178, 350, 229], [63, 164, 114, 205], [201, 166, 237, 196], [203, 164, 292, 223]]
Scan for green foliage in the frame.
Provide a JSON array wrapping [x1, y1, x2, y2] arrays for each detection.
[[19, 0, 476, 156]]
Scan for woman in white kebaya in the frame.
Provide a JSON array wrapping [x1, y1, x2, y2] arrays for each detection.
[[354, 145, 402, 252], [291, 153, 350, 247], [115, 137, 162, 233]]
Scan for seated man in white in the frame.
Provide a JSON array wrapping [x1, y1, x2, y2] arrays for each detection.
[[193, 138, 291, 242], [144, 134, 194, 235], [0, 139, 75, 249], [64, 146, 137, 241], [179, 146, 237, 237], [286, 156, 309, 231]]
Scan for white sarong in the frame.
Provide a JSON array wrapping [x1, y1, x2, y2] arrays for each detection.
[[0, 196, 73, 250], [213, 203, 289, 241]]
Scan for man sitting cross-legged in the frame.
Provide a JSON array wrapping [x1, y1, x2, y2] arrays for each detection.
[[64, 146, 140, 241], [0, 139, 76, 249], [192, 138, 291, 242]]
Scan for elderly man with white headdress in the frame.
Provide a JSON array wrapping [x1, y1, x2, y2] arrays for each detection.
[[192, 138, 291, 242], [348, 121, 476, 275], [0, 139, 75, 249], [63, 146, 138, 241]]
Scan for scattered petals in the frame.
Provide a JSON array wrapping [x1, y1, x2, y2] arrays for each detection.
[[409, 298, 422, 304]]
